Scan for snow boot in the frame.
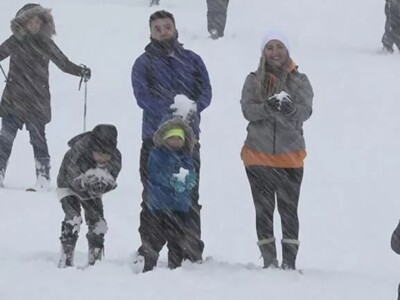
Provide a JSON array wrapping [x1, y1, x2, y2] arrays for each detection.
[[281, 239, 300, 270], [142, 248, 159, 272], [58, 220, 80, 268], [258, 237, 278, 269], [210, 28, 219, 40], [88, 246, 104, 265], [58, 243, 76, 268], [31, 157, 50, 191]]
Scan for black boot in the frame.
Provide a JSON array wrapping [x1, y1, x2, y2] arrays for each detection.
[[58, 220, 80, 268], [34, 157, 51, 191], [143, 250, 159, 273], [281, 239, 300, 270], [58, 242, 76, 268], [87, 233, 105, 266], [258, 237, 278, 269], [88, 246, 104, 265]]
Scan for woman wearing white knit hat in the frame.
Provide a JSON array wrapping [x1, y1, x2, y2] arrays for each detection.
[[240, 31, 314, 270]]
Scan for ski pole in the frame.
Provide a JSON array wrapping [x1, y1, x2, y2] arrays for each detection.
[[78, 65, 89, 132], [0, 63, 7, 82]]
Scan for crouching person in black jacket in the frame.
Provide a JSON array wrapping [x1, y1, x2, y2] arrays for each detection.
[[57, 124, 122, 268]]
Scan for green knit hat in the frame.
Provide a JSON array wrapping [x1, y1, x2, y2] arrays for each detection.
[[163, 128, 185, 140]]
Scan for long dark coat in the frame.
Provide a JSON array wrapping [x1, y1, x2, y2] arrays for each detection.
[[0, 4, 82, 126]]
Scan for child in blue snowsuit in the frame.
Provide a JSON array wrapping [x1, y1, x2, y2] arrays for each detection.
[[141, 116, 198, 272]]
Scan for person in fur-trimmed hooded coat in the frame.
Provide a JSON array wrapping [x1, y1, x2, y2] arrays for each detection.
[[140, 115, 198, 272], [0, 3, 91, 190]]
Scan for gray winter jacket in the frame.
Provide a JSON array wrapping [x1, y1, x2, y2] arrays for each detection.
[[57, 132, 122, 200], [240, 70, 313, 155]]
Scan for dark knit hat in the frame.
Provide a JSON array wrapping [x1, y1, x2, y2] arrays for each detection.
[[90, 124, 118, 154]]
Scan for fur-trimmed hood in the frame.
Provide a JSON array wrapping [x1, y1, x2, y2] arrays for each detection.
[[153, 116, 197, 153], [11, 3, 56, 40]]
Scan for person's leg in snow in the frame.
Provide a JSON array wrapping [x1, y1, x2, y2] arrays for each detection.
[[276, 167, 303, 270], [58, 196, 83, 268], [81, 198, 108, 266], [206, 0, 230, 39], [184, 142, 204, 262], [27, 122, 51, 190], [0, 116, 20, 187], [245, 166, 278, 268], [140, 212, 166, 272]]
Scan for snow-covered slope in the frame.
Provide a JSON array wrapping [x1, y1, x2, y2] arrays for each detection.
[[0, 0, 399, 299]]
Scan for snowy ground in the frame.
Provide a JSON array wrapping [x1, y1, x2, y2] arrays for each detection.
[[0, 0, 400, 299]]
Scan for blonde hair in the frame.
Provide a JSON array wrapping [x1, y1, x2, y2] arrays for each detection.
[[255, 53, 290, 101]]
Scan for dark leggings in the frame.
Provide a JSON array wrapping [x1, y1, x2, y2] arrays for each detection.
[[0, 115, 49, 170], [245, 166, 303, 242]]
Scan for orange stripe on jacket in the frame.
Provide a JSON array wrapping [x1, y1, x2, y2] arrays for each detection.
[[241, 145, 306, 168]]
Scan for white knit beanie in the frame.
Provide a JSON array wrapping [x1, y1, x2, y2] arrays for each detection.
[[260, 31, 290, 52]]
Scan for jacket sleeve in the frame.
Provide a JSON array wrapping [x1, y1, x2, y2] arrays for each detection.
[[57, 148, 83, 192], [132, 55, 166, 111], [46, 39, 82, 76], [285, 73, 313, 122], [109, 149, 122, 180], [193, 54, 212, 113], [0, 36, 13, 62], [391, 221, 400, 254], [240, 73, 273, 122]]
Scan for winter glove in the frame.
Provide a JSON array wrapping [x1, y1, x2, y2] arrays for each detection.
[[170, 176, 186, 193], [185, 172, 197, 191], [84, 175, 116, 197], [280, 95, 296, 115], [80, 65, 91, 82], [266, 95, 280, 112]]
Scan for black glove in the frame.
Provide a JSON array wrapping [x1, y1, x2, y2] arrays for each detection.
[[280, 95, 296, 115], [266, 96, 280, 112], [80, 66, 91, 82]]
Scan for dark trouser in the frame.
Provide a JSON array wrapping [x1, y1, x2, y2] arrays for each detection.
[[138, 138, 204, 262], [382, 22, 400, 51], [382, 2, 400, 51], [59, 195, 108, 250], [0, 115, 49, 171], [245, 166, 303, 267], [206, 0, 230, 37], [140, 211, 190, 272]]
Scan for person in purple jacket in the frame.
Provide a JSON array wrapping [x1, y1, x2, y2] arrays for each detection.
[[131, 10, 212, 264]]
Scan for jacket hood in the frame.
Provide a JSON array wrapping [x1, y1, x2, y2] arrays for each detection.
[[153, 116, 196, 153], [11, 4, 56, 40], [67, 132, 91, 149]]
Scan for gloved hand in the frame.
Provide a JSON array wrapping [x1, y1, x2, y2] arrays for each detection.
[[185, 172, 197, 191], [266, 95, 280, 112], [80, 65, 91, 82], [170, 176, 186, 193], [280, 95, 296, 115], [83, 175, 111, 197]]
